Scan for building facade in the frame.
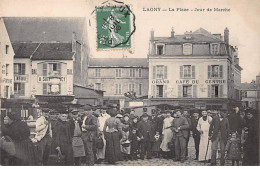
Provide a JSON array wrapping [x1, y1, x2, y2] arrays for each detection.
[[0, 18, 14, 99], [148, 28, 242, 110], [240, 75, 260, 110], [88, 58, 149, 105]]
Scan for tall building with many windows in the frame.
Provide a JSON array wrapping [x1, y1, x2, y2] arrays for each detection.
[[88, 58, 149, 105], [148, 28, 242, 110]]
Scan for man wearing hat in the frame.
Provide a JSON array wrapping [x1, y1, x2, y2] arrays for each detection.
[[137, 113, 154, 160], [191, 110, 201, 160], [81, 111, 98, 166], [209, 110, 230, 166], [171, 110, 189, 163], [52, 111, 74, 165]]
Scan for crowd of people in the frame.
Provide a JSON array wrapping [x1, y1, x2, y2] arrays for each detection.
[[0, 106, 259, 166]]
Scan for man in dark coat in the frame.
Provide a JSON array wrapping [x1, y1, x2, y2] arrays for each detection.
[[228, 107, 243, 136], [137, 113, 154, 160], [191, 111, 201, 160], [183, 110, 192, 158], [242, 109, 259, 166], [81, 111, 98, 166], [209, 111, 230, 166], [171, 110, 189, 163], [52, 112, 74, 165]]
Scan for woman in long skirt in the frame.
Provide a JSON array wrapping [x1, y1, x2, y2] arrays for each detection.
[[103, 109, 123, 164], [160, 111, 174, 159], [197, 110, 212, 162]]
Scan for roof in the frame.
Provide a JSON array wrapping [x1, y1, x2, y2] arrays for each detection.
[[12, 43, 40, 58], [31, 43, 74, 60], [4, 17, 85, 42], [73, 84, 105, 92], [240, 83, 259, 90], [89, 58, 148, 68], [154, 28, 223, 43]]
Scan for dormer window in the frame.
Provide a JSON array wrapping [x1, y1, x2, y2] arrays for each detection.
[[210, 43, 220, 55], [156, 44, 165, 55], [183, 43, 192, 55]]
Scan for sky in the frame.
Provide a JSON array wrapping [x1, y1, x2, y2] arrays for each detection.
[[0, 0, 259, 83]]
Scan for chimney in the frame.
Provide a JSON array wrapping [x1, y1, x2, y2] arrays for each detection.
[[224, 27, 229, 44], [150, 29, 154, 41], [72, 32, 77, 52], [171, 27, 175, 37]]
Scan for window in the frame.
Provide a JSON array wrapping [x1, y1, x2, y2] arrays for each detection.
[[4, 86, 9, 98], [14, 63, 26, 75], [139, 84, 142, 95], [5, 64, 9, 76], [156, 45, 164, 55], [242, 91, 247, 98], [138, 69, 142, 77], [208, 85, 223, 98], [156, 85, 163, 97], [128, 83, 135, 92], [42, 63, 61, 76], [6, 45, 9, 54], [95, 68, 101, 77], [67, 69, 72, 75], [14, 83, 25, 96], [153, 65, 167, 79], [180, 65, 195, 78], [183, 43, 192, 55], [115, 68, 122, 78], [43, 83, 61, 95], [208, 65, 223, 78], [95, 83, 102, 90], [129, 68, 135, 77], [115, 84, 122, 94], [183, 85, 192, 97], [211, 43, 219, 55]]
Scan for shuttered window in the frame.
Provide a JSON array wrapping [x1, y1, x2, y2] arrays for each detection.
[[208, 65, 223, 78], [152, 85, 156, 97], [193, 85, 197, 98], [43, 83, 48, 94], [153, 66, 156, 79], [164, 66, 168, 79], [164, 85, 167, 97], [43, 63, 47, 76], [219, 85, 223, 97], [180, 65, 195, 78], [208, 85, 211, 98], [180, 66, 183, 78], [178, 85, 182, 98]]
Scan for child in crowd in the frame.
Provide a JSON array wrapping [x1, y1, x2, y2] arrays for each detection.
[[120, 124, 131, 161], [225, 132, 242, 166], [152, 131, 162, 158], [129, 128, 141, 160]]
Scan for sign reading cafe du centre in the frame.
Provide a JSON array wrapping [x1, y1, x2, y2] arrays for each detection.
[[37, 76, 66, 83], [152, 79, 226, 85]]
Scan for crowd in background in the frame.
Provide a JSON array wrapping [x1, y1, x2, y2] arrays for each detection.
[[0, 106, 259, 166]]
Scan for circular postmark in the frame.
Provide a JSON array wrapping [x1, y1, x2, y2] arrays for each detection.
[[95, 2, 136, 49]]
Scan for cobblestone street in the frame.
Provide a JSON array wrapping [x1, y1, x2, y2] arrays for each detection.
[[96, 137, 238, 166]]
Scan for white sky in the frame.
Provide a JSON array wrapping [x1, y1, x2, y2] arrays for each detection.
[[0, 0, 259, 83]]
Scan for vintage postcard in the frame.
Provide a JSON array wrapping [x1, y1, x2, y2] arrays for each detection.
[[0, 0, 259, 167]]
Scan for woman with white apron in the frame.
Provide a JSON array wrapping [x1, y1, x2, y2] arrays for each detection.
[[197, 110, 212, 162], [160, 111, 174, 158]]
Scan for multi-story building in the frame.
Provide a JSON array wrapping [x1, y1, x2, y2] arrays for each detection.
[[240, 75, 260, 110], [2, 17, 91, 116], [0, 18, 14, 99], [88, 58, 149, 105], [147, 28, 242, 110]]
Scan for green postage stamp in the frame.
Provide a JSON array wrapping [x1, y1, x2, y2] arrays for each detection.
[[96, 5, 135, 49]]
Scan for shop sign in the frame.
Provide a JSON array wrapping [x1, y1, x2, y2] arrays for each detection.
[[37, 76, 66, 83], [152, 79, 169, 84], [205, 79, 226, 84], [176, 79, 199, 84], [14, 75, 28, 83], [0, 78, 12, 84]]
